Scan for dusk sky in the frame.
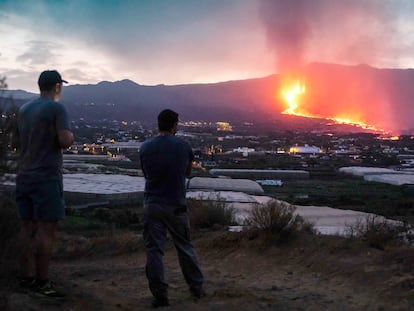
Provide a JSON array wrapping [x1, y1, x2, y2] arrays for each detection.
[[1, 0, 413, 93]]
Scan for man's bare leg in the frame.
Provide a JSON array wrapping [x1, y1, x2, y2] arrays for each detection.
[[35, 221, 58, 280], [18, 220, 37, 279]]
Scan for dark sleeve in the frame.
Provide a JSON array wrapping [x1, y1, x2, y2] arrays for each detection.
[[55, 104, 71, 131], [189, 145, 194, 162], [140, 144, 147, 178]]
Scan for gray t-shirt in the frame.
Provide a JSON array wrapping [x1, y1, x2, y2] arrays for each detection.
[[17, 97, 71, 181], [140, 135, 194, 207]]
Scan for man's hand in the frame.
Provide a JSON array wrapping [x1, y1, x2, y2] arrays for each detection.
[[58, 129, 74, 149], [185, 161, 194, 177]]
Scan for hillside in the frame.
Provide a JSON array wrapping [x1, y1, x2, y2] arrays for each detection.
[[3, 62, 414, 132], [61, 63, 414, 133], [3, 230, 414, 310], [59, 75, 279, 124]]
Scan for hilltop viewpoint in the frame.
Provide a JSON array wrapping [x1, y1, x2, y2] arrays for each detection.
[[1, 194, 414, 311]]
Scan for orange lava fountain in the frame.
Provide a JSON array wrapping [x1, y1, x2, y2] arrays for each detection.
[[281, 80, 306, 115]]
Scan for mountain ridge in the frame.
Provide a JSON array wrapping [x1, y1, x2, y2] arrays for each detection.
[[3, 63, 414, 133]]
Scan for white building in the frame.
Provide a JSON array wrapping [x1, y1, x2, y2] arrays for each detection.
[[233, 147, 255, 157], [289, 145, 322, 155]]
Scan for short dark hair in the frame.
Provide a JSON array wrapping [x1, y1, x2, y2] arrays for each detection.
[[158, 109, 179, 131]]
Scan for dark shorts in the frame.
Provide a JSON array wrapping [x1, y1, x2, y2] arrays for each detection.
[[16, 178, 65, 221]]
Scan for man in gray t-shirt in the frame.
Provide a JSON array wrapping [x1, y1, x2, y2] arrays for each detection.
[[15, 70, 74, 298], [140, 109, 204, 308]]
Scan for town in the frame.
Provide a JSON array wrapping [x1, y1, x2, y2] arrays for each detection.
[[68, 117, 414, 173], [3, 110, 414, 222]]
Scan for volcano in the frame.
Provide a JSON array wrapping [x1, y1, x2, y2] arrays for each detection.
[[3, 63, 414, 134]]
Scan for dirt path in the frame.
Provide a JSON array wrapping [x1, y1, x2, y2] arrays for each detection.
[[6, 232, 414, 310]]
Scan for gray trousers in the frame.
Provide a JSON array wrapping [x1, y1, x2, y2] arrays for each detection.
[[143, 202, 204, 299]]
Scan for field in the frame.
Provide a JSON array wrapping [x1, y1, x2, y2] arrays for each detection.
[[263, 175, 414, 225]]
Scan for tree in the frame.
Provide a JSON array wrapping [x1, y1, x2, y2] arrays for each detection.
[[0, 76, 18, 175], [0, 76, 7, 89]]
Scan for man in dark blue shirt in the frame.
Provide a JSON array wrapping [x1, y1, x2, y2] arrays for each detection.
[[15, 70, 74, 298], [140, 109, 204, 308]]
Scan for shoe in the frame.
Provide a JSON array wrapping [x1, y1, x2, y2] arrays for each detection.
[[32, 280, 65, 299], [191, 288, 206, 300], [151, 297, 170, 308], [17, 277, 36, 292]]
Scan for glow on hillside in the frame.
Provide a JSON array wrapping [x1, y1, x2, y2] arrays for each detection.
[[279, 78, 384, 133]]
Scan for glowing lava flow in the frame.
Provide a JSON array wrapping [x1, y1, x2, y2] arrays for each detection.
[[328, 117, 384, 132], [279, 80, 384, 133]]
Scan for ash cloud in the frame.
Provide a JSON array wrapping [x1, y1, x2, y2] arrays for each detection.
[[259, 0, 401, 72]]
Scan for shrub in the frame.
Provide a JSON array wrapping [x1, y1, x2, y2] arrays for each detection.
[[245, 200, 295, 233], [244, 200, 314, 243], [60, 215, 109, 233], [187, 194, 236, 230], [345, 214, 414, 250], [62, 207, 143, 233]]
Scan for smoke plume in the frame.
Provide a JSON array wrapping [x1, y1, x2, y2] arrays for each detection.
[[259, 0, 397, 72], [260, 0, 414, 133]]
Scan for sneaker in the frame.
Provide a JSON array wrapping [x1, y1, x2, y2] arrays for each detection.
[[17, 277, 36, 292], [191, 288, 206, 300], [151, 297, 170, 308], [33, 280, 65, 299]]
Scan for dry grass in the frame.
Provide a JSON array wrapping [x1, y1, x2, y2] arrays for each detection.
[[54, 231, 143, 259], [345, 214, 414, 250], [187, 195, 236, 230], [244, 200, 315, 244]]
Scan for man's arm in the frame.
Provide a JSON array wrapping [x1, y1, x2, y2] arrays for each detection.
[[140, 154, 147, 178], [186, 144, 194, 177], [185, 160, 193, 177], [55, 103, 73, 149], [58, 129, 74, 149]]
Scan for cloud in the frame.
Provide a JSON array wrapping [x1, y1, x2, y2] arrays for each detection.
[[2, 0, 414, 92], [16, 40, 62, 65], [62, 67, 115, 85], [1, 1, 275, 90], [0, 68, 38, 92]]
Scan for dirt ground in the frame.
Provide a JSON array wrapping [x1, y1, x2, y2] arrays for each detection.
[[4, 230, 414, 311]]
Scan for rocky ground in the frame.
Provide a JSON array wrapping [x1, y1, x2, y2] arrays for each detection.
[[2, 229, 414, 311]]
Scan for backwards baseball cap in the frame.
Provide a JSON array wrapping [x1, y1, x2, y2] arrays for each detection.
[[38, 70, 68, 88]]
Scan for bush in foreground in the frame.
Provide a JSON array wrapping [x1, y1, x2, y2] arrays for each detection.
[[187, 195, 237, 230], [244, 200, 315, 243], [345, 214, 414, 250]]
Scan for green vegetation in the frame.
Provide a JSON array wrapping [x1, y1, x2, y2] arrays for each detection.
[[60, 214, 109, 233], [263, 176, 414, 224], [215, 153, 303, 170], [62, 206, 143, 234]]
